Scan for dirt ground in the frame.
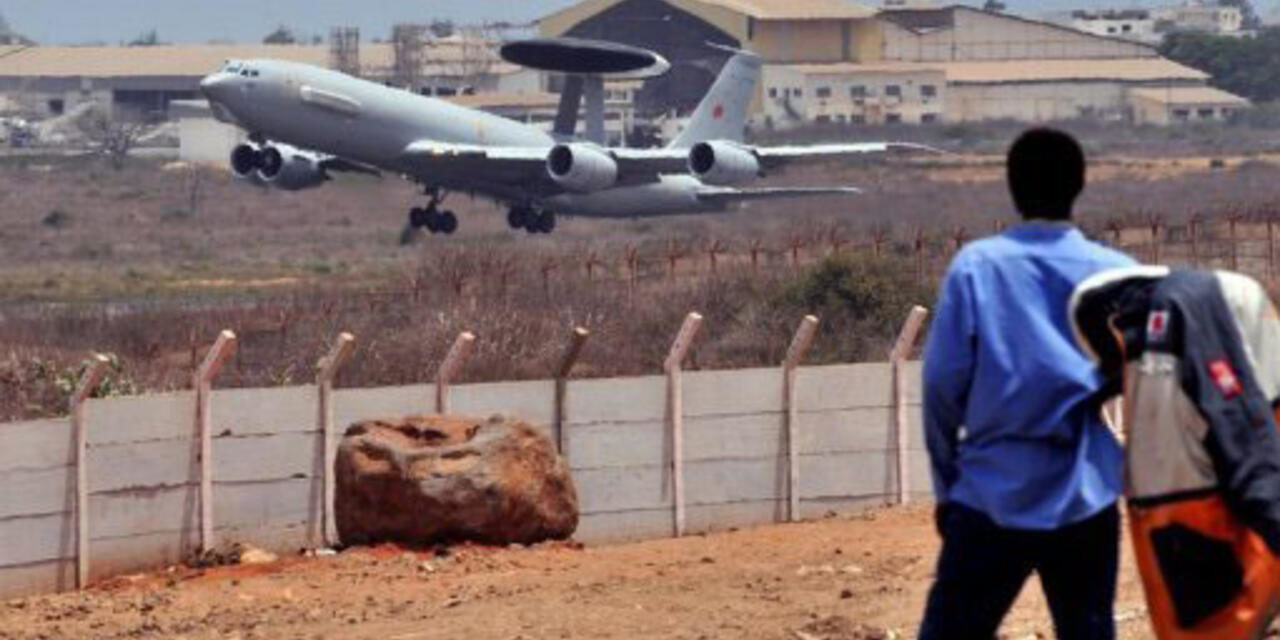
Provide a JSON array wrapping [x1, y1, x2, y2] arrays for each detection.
[[0, 505, 1153, 640]]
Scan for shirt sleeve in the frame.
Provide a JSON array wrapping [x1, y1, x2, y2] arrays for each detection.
[[922, 257, 977, 499]]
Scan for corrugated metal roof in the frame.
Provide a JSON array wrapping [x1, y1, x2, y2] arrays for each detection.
[[695, 0, 876, 20], [0, 41, 518, 78], [1130, 86, 1249, 105], [784, 57, 1209, 83]]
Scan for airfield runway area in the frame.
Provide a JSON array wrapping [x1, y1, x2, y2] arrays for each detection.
[[0, 505, 1153, 640]]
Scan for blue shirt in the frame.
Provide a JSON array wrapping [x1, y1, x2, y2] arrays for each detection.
[[922, 223, 1135, 530]]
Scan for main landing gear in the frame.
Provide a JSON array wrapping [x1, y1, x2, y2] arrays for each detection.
[[408, 192, 457, 235], [507, 206, 556, 234]]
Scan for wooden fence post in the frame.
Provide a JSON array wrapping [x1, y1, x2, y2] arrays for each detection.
[[1269, 218, 1276, 283], [195, 330, 237, 553], [1189, 216, 1200, 268], [783, 316, 819, 523], [436, 332, 476, 414], [71, 354, 110, 590], [554, 327, 590, 456], [665, 312, 703, 538], [889, 307, 929, 506], [316, 332, 355, 548]]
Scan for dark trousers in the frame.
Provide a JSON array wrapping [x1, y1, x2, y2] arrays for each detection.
[[918, 502, 1120, 640]]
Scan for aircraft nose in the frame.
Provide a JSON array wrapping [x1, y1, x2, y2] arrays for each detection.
[[199, 74, 228, 100]]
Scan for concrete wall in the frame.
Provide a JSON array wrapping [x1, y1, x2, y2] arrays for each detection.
[[0, 362, 925, 599], [948, 81, 1130, 122]]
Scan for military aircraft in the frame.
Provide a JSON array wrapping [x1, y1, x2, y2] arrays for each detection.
[[200, 46, 926, 235]]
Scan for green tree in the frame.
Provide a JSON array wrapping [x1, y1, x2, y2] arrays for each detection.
[[1160, 28, 1280, 102], [263, 24, 296, 45]]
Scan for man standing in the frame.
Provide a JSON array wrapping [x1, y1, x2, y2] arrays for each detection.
[[918, 129, 1135, 639]]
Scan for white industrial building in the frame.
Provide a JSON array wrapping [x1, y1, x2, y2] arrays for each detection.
[[0, 38, 541, 121], [542, 0, 1243, 128], [1067, 9, 1159, 43]]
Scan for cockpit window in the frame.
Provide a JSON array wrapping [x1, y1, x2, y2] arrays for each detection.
[[223, 61, 242, 74]]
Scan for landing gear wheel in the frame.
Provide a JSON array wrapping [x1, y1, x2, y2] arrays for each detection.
[[439, 210, 458, 235], [409, 206, 428, 229], [507, 207, 529, 230], [424, 208, 442, 233], [535, 210, 556, 234]]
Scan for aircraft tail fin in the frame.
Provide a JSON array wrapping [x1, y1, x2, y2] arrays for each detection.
[[669, 49, 761, 149]]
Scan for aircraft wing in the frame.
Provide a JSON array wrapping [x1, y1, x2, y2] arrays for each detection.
[[750, 142, 943, 170], [398, 142, 550, 188], [694, 185, 862, 205], [610, 142, 940, 176]]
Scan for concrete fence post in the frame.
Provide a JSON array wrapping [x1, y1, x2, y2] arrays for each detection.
[[71, 354, 110, 590], [316, 332, 355, 547], [783, 316, 819, 523], [436, 332, 476, 414], [889, 307, 929, 506], [195, 330, 237, 553], [665, 312, 703, 538], [554, 327, 590, 456]]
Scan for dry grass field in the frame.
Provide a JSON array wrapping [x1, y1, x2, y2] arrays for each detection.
[[0, 146, 1278, 421]]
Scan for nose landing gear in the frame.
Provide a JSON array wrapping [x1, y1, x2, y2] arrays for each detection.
[[507, 206, 556, 234]]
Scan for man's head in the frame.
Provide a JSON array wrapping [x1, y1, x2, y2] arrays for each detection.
[[1006, 128, 1086, 221]]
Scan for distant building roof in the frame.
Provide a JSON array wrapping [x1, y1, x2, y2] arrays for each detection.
[[784, 57, 1210, 83], [695, 0, 877, 19], [1130, 85, 1250, 105], [540, 0, 876, 27], [0, 41, 520, 79]]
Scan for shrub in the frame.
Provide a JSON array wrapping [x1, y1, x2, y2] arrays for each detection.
[[41, 209, 72, 229]]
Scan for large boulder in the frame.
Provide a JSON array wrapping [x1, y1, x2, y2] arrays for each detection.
[[335, 414, 578, 546]]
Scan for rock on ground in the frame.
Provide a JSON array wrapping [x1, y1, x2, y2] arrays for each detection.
[[335, 414, 578, 547]]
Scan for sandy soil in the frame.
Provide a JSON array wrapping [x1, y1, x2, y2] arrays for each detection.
[[0, 505, 1154, 640]]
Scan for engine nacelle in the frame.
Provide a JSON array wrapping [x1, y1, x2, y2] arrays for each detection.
[[546, 143, 618, 193], [688, 141, 761, 186], [256, 144, 328, 191], [229, 143, 264, 179]]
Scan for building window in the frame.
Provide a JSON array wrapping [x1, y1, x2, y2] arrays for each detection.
[[816, 87, 832, 99], [1172, 108, 1190, 121], [922, 113, 939, 123], [921, 84, 938, 98], [793, 88, 803, 98], [885, 85, 902, 98], [886, 113, 902, 124], [850, 85, 867, 99], [815, 115, 831, 124], [1197, 108, 1215, 119], [851, 114, 866, 124], [769, 87, 778, 98], [48, 99, 65, 115], [836, 114, 847, 123]]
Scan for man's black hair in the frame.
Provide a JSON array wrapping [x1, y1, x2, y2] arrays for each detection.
[[1006, 128, 1086, 221]]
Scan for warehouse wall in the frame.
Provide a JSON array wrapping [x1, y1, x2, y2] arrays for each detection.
[[0, 361, 926, 599]]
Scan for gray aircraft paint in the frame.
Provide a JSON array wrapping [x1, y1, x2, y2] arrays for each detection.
[[201, 51, 902, 221]]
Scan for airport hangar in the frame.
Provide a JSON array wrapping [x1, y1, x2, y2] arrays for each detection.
[[539, 0, 1250, 126]]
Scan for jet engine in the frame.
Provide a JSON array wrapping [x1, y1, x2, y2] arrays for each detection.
[[688, 141, 761, 186], [230, 143, 265, 179], [256, 143, 329, 191], [546, 143, 618, 193]]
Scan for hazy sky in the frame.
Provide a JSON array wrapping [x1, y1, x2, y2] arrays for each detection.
[[0, 1, 580, 45]]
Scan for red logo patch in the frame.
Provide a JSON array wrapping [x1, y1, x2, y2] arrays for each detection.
[[1147, 311, 1168, 341], [712, 104, 725, 120], [1209, 360, 1243, 399]]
